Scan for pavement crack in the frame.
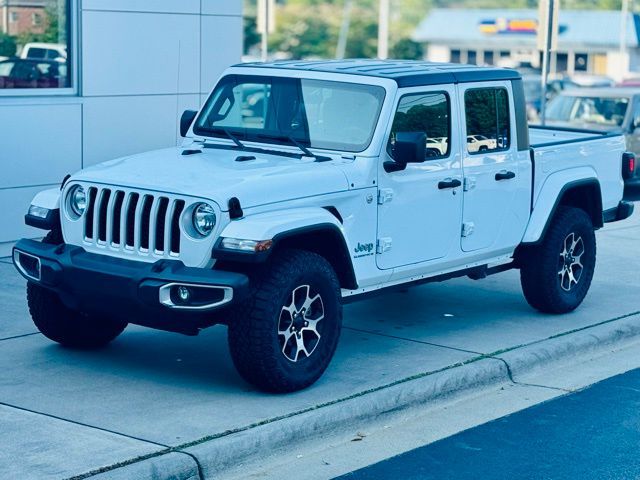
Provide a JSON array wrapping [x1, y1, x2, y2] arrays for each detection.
[[484, 310, 640, 358], [486, 356, 573, 393], [342, 326, 484, 356], [0, 400, 169, 448], [0, 332, 41, 343], [175, 450, 205, 480]]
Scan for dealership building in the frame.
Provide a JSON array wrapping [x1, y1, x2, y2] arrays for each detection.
[[0, 0, 242, 256], [414, 9, 640, 79]]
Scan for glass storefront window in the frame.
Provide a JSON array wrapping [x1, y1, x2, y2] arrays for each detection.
[[0, 0, 70, 90]]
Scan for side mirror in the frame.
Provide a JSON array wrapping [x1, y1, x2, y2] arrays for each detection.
[[180, 110, 198, 137], [385, 132, 426, 172]]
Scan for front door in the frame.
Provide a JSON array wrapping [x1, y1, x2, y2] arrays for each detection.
[[376, 86, 463, 270]]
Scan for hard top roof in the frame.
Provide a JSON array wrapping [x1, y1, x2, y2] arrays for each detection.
[[234, 59, 521, 88]]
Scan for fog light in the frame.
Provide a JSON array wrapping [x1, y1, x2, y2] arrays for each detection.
[[176, 286, 191, 303]]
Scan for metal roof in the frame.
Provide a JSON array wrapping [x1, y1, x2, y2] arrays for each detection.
[[235, 59, 521, 87], [414, 9, 640, 49]]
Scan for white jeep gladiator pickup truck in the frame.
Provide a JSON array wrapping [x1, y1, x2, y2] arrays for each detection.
[[13, 60, 636, 392]]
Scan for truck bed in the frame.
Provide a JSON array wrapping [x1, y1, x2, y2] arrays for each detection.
[[528, 125, 626, 220], [529, 125, 612, 148]]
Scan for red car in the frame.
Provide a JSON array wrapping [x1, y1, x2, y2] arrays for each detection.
[[0, 58, 68, 89]]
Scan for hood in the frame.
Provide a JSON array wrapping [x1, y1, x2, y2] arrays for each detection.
[[72, 146, 351, 210]]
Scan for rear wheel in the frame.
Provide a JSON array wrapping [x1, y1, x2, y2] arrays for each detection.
[[26, 228, 127, 348], [227, 249, 342, 393], [520, 206, 596, 314]]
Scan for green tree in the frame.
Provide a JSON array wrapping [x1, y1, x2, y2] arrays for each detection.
[[0, 32, 17, 57], [246, 0, 632, 61], [391, 38, 424, 60]]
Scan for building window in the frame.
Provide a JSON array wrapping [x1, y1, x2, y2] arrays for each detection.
[[450, 49, 461, 63], [467, 50, 477, 65], [556, 53, 569, 73], [484, 51, 494, 65], [575, 53, 588, 72], [0, 0, 71, 91]]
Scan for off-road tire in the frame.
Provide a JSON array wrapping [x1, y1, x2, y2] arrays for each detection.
[[520, 206, 596, 314], [227, 249, 343, 393], [26, 228, 127, 348]]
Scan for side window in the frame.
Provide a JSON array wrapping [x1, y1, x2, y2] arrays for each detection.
[[388, 92, 450, 160], [465, 88, 510, 154]]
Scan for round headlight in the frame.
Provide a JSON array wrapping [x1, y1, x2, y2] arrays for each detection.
[[68, 185, 87, 217], [192, 203, 216, 237]]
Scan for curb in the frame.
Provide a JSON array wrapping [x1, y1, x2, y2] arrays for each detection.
[[185, 357, 508, 478], [87, 312, 640, 480], [497, 312, 640, 379], [86, 452, 199, 480]]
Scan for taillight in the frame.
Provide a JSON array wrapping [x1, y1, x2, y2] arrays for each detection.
[[622, 152, 636, 179]]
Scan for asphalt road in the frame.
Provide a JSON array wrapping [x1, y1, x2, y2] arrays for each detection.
[[338, 368, 640, 480]]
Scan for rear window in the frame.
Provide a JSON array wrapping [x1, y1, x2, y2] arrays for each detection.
[[25, 47, 47, 59], [464, 88, 510, 154]]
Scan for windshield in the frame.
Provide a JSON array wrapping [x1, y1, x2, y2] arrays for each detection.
[[546, 95, 629, 127], [194, 75, 386, 153]]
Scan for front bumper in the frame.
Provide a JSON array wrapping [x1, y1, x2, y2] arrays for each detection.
[[12, 239, 249, 334]]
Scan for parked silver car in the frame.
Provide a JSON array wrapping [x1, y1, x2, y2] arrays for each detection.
[[545, 88, 640, 192]]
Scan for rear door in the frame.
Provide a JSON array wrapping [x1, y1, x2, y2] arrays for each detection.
[[459, 82, 529, 253]]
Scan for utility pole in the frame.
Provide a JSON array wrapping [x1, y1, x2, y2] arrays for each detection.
[[257, 0, 275, 62], [336, 0, 353, 59], [378, 0, 390, 60], [538, 0, 558, 126], [620, 0, 631, 79]]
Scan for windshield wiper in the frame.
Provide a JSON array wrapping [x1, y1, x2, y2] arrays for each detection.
[[196, 127, 246, 149], [257, 134, 331, 162], [222, 128, 246, 149]]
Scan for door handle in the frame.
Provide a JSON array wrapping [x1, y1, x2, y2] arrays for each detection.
[[438, 178, 462, 189], [495, 170, 516, 181]]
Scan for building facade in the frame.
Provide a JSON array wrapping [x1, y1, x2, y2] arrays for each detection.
[[1, 1, 47, 37], [0, 0, 243, 256], [414, 9, 640, 80]]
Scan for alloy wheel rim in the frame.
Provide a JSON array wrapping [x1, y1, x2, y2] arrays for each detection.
[[558, 232, 585, 292], [278, 285, 324, 362]]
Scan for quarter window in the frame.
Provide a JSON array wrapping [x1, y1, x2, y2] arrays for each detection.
[[465, 88, 510, 154], [388, 92, 451, 160]]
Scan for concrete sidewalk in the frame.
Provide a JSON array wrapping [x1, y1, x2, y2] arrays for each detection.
[[0, 211, 639, 480]]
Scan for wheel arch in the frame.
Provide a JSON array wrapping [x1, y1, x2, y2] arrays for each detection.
[[522, 176, 603, 245], [271, 224, 358, 290], [213, 207, 358, 290]]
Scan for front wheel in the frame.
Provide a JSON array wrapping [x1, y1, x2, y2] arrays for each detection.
[[27, 283, 128, 348], [227, 249, 342, 393], [520, 206, 596, 314]]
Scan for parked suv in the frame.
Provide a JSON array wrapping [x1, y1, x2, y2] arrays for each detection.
[[13, 60, 635, 392]]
